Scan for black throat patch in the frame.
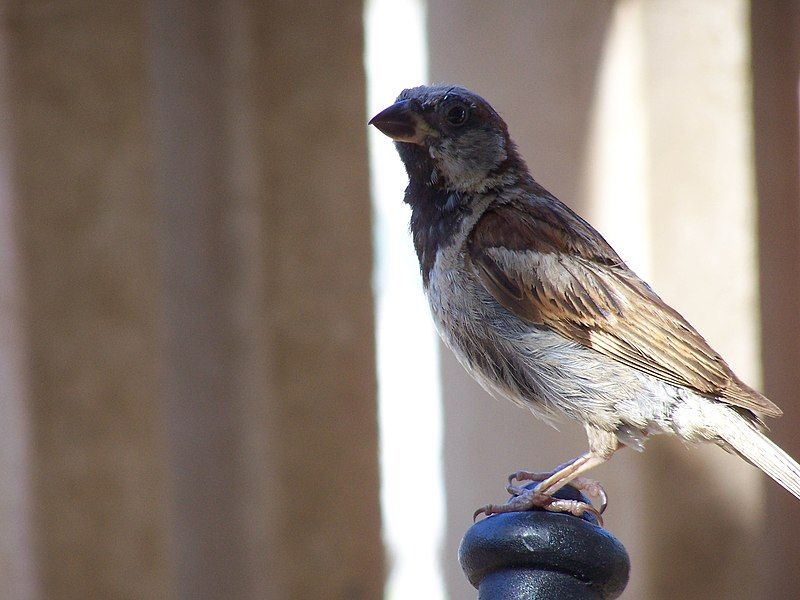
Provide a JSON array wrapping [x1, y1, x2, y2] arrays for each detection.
[[405, 178, 472, 287]]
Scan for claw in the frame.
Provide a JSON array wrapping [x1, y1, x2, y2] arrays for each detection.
[[571, 476, 609, 514], [546, 498, 604, 527], [506, 483, 527, 497], [508, 469, 551, 486], [473, 504, 494, 521], [472, 489, 604, 526]]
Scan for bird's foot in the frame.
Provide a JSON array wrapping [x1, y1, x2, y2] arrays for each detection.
[[507, 470, 608, 514], [473, 488, 604, 527]]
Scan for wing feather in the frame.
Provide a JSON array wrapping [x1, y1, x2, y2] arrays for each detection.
[[468, 198, 782, 418]]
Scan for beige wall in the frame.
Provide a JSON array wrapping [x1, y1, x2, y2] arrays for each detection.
[[639, 3, 763, 598]]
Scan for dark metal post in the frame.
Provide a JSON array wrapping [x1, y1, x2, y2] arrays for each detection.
[[459, 485, 630, 599]]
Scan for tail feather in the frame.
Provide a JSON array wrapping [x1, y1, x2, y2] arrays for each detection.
[[715, 410, 800, 500]]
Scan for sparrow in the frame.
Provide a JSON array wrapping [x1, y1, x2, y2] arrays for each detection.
[[369, 84, 800, 524]]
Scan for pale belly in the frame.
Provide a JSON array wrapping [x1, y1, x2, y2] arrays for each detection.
[[425, 239, 678, 439]]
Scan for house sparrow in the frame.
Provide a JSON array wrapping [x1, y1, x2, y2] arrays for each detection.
[[369, 84, 800, 524]]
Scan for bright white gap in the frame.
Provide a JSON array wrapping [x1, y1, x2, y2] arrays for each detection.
[[585, 0, 651, 278], [364, 2, 447, 600]]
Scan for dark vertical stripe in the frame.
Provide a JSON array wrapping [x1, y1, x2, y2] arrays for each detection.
[[751, 2, 800, 597]]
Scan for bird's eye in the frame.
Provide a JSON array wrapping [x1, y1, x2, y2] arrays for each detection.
[[445, 103, 469, 126]]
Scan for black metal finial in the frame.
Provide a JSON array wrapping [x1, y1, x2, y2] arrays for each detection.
[[459, 484, 630, 599]]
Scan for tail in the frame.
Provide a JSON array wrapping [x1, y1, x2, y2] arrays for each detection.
[[714, 409, 800, 500]]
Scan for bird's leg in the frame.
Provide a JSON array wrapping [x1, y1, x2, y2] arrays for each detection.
[[535, 427, 619, 511], [533, 453, 610, 512], [476, 428, 618, 524], [506, 456, 582, 495], [507, 453, 610, 508]]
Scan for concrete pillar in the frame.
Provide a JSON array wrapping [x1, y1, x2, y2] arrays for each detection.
[[148, 3, 263, 598], [251, 2, 384, 598], [5, 2, 175, 598], [3, 1, 382, 598], [150, 2, 383, 597]]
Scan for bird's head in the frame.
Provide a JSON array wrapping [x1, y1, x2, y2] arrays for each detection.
[[369, 84, 526, 194]]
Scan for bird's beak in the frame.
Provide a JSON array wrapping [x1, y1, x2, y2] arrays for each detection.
[[368, 99, 435, 145]]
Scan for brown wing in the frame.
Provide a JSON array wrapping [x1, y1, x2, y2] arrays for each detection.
[[467, 198, 782, 418]]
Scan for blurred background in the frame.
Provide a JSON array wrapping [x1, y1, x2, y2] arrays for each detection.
[[0, 1, 798, 599]]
